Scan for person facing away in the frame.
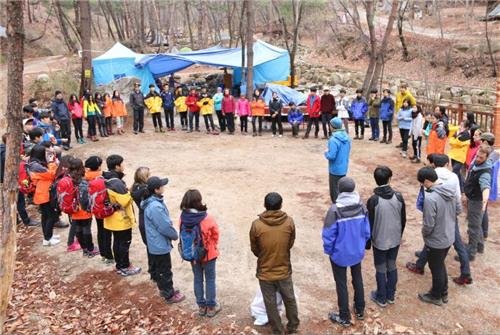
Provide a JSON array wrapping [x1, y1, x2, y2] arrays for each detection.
[[416, 166, 458, 306], [249, 192, 299, 335], [366, 166, 406, 308], [141, 176, 185, 304], [179, 189, 220, 317], [324, 117, 352, 204], [322, 177, 370, 327]]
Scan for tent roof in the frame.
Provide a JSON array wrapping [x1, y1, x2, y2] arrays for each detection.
[[93, 42, 144, 62]]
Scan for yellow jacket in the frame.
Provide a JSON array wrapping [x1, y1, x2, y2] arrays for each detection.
[[395, 91, 416, 113], [83, 100, 101, 118], [104, 189, 136, 231], [197, 97, 214, 115], [448, 125, 470, 164], [144, 95, 163, 114], [174, 96, 188, 112]]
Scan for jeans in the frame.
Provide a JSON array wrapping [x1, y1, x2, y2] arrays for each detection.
[[329, 174, 344, 203], [72, 118, 83, 140], [427, 246, 450, 299], [354, 119, 364, 137], [382, 120, 392, 141], [152, 113, 163, 129], [164, 107, 174, 129], [369, 117, 380, 139], [59, 119, 71, 147], [150, 253, 174, 299], [321, 113, 332, 137], [96, 218, 113, 260], [305, 117, 319, 137], [133, 107, 145, 132], [39, 202, 56, 240], [291, 122, 300, 137], [259, 276, 300, 334], [192, 259, 217, 307], [240, 115, 248, 132], [188, 111, 200, 131], [97, 113, 107, 136], [451, 159, 464, 193], [373, 246, 399, 303], [331, 260, 365, 321], [203, 114, 215, 131], [412, 135, 422, 159], [17, 192, 30, 225], [112, 228, 132, 270], [271, 114, 283, 135], [225, 112, 235, 133], [179, 112, 188, 129], [252, 115, 263, 134], [467, 199, 484, 256], [399, 128, 410, 152], [416, 221, 470, 276], [73, 218, 95, 251], [87, 115, 97, 137], [215, 110, 226, 132]]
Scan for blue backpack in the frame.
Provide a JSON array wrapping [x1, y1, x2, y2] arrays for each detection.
[[178, 221, 206, 262]]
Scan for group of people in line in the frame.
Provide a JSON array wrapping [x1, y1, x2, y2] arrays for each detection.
[[0, 78, 498, 334]]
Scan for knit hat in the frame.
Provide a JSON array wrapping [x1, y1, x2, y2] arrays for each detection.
[[338, 177, 355, 193], [84, 156, 103, 171], [330, 117, 343, 130]]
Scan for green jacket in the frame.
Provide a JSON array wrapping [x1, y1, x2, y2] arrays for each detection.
[[368, 97, 381, 118]]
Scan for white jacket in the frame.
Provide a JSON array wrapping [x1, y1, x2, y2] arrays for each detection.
[[410, 113, 423, 137]]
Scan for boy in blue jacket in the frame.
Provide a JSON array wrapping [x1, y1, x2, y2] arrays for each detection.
[[142, 176, 185, 304], [160, 85, 175, 131], [287, 102, 304, 138], [350, 89, 368, 140], [322, 177, 371, 327], [379, 89, 395, 144]]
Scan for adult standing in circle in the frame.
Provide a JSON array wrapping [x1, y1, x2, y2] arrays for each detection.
[[129, 82, 146, 134]]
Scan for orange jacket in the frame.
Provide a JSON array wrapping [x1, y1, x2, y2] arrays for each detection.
[[29, 162, 57, 205], [426, 127, 447, 156], [103, 96, 113, 117], [111, 98, 127, 117], [200, 215, 219, 263], [250, 100, 266, 116]]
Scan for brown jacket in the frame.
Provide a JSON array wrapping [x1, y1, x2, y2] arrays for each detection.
[[250, 210, 296, 281]]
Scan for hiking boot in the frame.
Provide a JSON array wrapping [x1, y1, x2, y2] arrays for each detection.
[[206, 303, 222, 317], [395, 143, 403, 148], [406, 262, 424, 275], [302, 134, 309, 139], [441, 293, 448, 304], [380, 139, 386, 143], [198, 306, 207, 316], [370, 291, 387, 308], [387, 297, 395, 305], [24, 219, 40, 227], [477, 243, 484, 254], [354, 308, 364, 320], [328, 312, 351, 327], [415, 251, 422, 258], [453, 275, 473, 286], [66, 241, 81, 252], [54, 221, 69, 228], [166, 291, 185, 304], [418, 292, 443, 306], [84, 248, 100, 258], [412, 158, 421, 163], [42, 237, 60, 246], [118, 265, 141, 276], [101, 257, 114, 265]]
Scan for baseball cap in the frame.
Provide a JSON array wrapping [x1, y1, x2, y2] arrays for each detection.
[[147, 176, 169, 192]]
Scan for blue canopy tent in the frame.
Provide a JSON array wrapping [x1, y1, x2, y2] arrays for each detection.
[[92, 42, 155, 94], [260, 83, 307, 106]]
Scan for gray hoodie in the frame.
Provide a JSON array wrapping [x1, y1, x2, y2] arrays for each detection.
[[422, 182, 458, 249]]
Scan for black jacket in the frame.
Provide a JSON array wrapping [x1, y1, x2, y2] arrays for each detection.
[[129, 90, 145, 110], [269, 98, 283, 115], [102, 170, 127, 194]]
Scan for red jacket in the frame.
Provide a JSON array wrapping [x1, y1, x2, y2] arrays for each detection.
[[186, 94, 200, 112], [221, 95, 236, 114], [306, 94, 321, 118]]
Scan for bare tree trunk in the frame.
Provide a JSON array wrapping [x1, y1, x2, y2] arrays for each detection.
[[398, 0, 410, 61], [139, 1, 145, 49], [240, 0, 247, 78], [197, 0, 204, 49], [99, 0, 116, 40], [54, 0, 77, 53], [78, 0, 92, 97], [0, 0, 24, 329], [105, 0, 124, 41], [246, 0, 254, 99], [485, 0, 498, 77], [27, 0, 32, 23], [184, 0, 195, 49]]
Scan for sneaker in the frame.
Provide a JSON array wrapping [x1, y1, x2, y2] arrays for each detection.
[[118, 265, 141, 276], [51, 234, 60, 239], [42, 238, 60, 246], [24, 219, 40, 227], [418, 292, 443, 306], [206, 303, 222, 317], [441, 293, 449, 304], [415, 251, 421, 258], [406, 262, 424, 275], [380, 139, 386, 143], [477, 243, 484, 254], [412, 158, 421, 163], [355, 310, 364, 320], [102, 257, 114, 265], [84, 248, 100, 258], [370, 290, 387, 307], [66, 241, 81, 252], [453, 275, 473, 286], [278, 135, 283, 138], [166, 291, 186, 304], [328, 312, 351, 327], [272, 134, 276, 137], [387, 297, 395, 305], [395, 143, 403, 148], [198, 306, 207, 316], [401, 151, 407, 158], [368, 137, 374, 141]]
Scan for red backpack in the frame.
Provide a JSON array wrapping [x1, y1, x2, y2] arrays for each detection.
[[18, 161, 35, 195], [88, 177, 116, 219], [56, 176, 79, 215]]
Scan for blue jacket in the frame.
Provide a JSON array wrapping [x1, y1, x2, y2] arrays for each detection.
[[160, 91, 174, 109], [50, 98, 70, 122], [324, 130, 351, 176], [397, 107, 413, 130], [38, 121, 62, 145], [287, 109, 304, 123], [350, 97, 368, 120], [213, 93, 223, 111], [379, 96, 394, 121], [141, 195, 179, 255], [322, 192, 371, 267]]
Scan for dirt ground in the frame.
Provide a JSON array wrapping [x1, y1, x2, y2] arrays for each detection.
[[6, 119, 500, 334]]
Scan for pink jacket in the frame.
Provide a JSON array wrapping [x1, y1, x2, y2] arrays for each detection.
[[221, 95, 235, 114], [237, 99, 251, 116]]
